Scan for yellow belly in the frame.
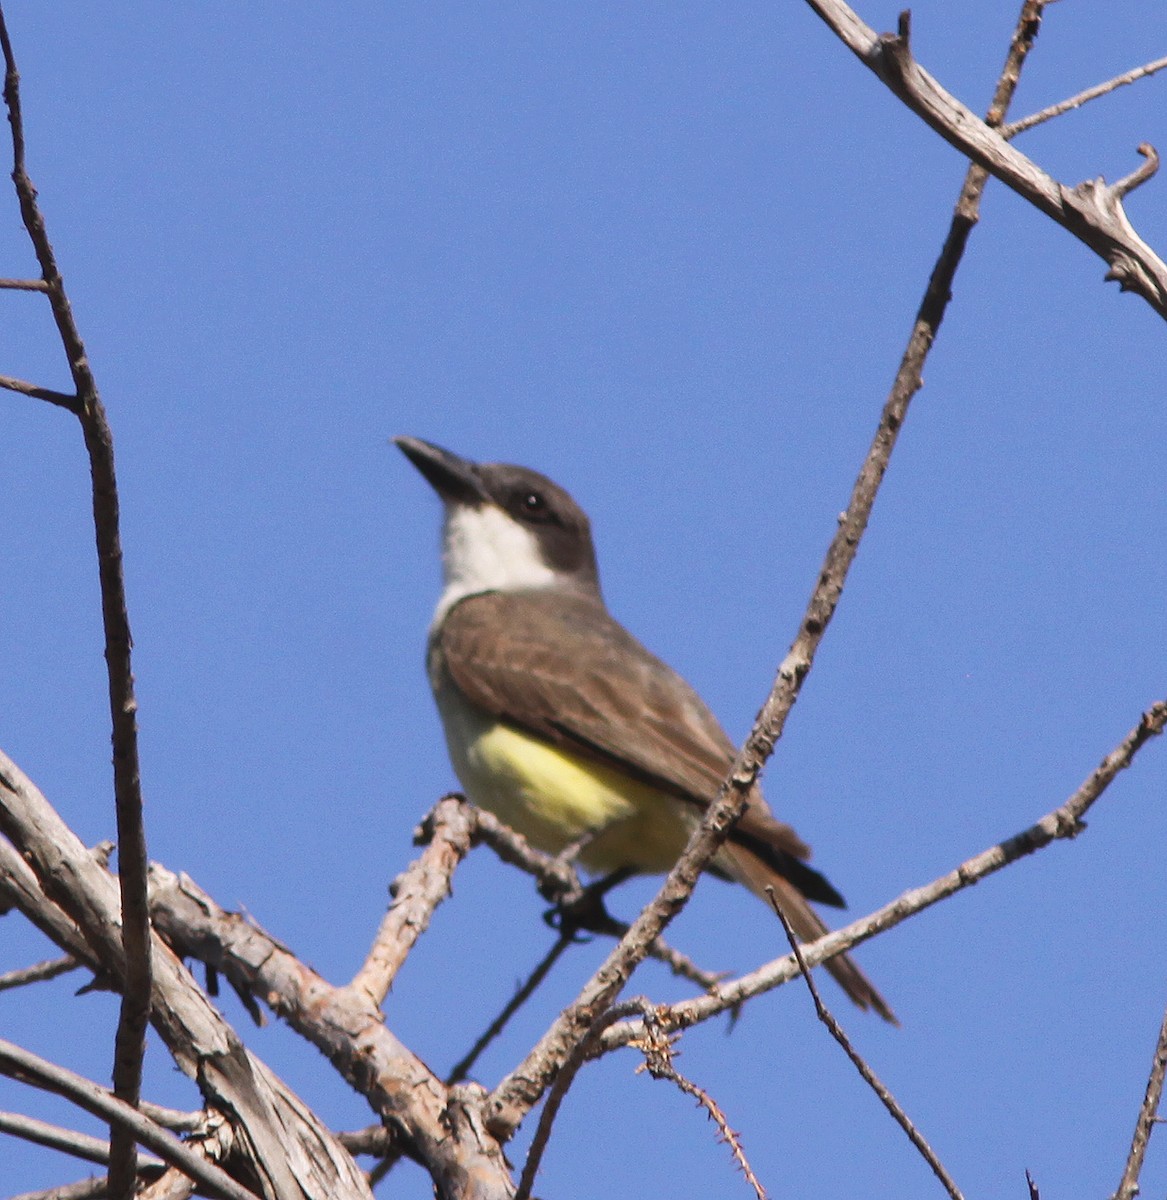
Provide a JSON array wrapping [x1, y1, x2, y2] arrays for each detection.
[[441, 707, 693, 876]]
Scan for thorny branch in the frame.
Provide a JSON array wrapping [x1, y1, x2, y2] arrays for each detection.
[[1, 9, 151, 1193], [515, 998, 765, 1200], [636, 1049, 767, 1200]]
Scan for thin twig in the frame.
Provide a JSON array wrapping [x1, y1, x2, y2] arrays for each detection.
[[0, 13, 152, 1193], [1113, 143, 1159, 201], [11, 1180, 112, 1200], [0, 1110, 163, 1170], [803, 0, 1167, 312], [766, 889, 963, 1200], [1002, 54, 1167, 139], [0, 274, 48, 289], [447, 933, 575, 1085], [1112, 998, 1167, 1200], [448, 856, 720, 1087], [0, 954, 80, 991], [472, 806, 583, 903], [0, 1038, 255, 1200], [349, 795, 475, 1005], [599, 699, 1167, 1048], [641, 1070, 765, 1200], [514, 1001, 644, 1200], [475, 803, 723, 988], [0, 372, 80, 411], [487, 2, 1052, 1141], [366, 1149, 405, 1190]]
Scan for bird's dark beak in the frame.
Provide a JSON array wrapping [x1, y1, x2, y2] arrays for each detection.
[[394, 436, 489, 505]]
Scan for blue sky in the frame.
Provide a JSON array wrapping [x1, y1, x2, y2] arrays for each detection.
[[2, 3, 1166, 1197]]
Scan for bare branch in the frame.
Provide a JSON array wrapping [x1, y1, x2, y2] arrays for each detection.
[[0, 1110, 165, 1171], [0, 835, 101, 969], [349, 796, 475, 1005], [474, 804, 723, 988], [0, 955, 81, 991], [636, 1045, 767, 1200], [11, 1179, 112, 1200], [514, 1001, 636, 1200], [0, 1039, 253, 1200], [600, 699, 1167, 1048], [487, 2, 1053, 1136], [447, 933, 576, 1086], [1003, 54, 1167, 139], [0, 13, 152, 1190], [802, 0, 1167, 313], [1113, 998, 1167, 1200], [0, 372, 80, 412], [0, 275, 48, 289], [0, 751, 374, 1199], [145, 861, 515, 1200], [768, 889, 962, 1200]]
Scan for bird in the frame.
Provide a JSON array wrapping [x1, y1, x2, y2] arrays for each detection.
[[395, 435, 894, 1022]]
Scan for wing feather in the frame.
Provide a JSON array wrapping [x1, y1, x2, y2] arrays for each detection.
[[435, 591, 829, 886], [435, 590, 896, 1020]]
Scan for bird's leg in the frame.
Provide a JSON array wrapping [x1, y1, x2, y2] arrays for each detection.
[[544, 864, 636, 940]]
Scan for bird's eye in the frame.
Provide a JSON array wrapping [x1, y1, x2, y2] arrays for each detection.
[[511, 488, 559, 525]]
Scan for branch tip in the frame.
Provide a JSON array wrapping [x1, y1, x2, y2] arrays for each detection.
[[1114, 142, 1159, 199]]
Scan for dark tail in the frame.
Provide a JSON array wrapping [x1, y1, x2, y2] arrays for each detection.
[[720, 841, 898, 1025]]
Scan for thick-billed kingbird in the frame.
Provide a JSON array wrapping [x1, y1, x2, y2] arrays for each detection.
[[395, 435, 894, 1022]]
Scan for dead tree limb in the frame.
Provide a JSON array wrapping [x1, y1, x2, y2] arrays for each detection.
[[802, 0, 1167, 314], [1, 10, 151, 1191]]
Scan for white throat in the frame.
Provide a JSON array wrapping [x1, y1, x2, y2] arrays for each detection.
[[431, 503, 560, 629]]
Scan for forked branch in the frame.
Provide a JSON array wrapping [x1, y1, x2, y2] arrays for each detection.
[[803, 1, 1167, 314], [599, 699, 1167, 1046]]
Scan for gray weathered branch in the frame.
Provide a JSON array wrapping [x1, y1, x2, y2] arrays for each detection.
[[802, 0, 1167, 314], [0, 749, 372, 1200]]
